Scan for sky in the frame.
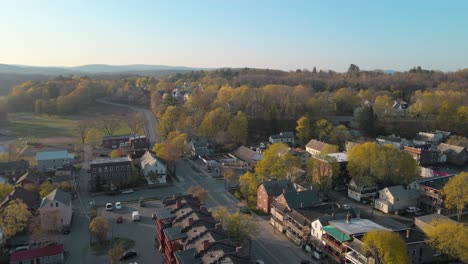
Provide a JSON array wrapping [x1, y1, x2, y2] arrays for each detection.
[[0, 0, 467, 72]]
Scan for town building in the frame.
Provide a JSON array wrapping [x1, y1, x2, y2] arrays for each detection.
[[374, 185, 419, 213], [140, 150, 167, 185], [376, 135, 410, 149], [89, 157, 132, 191], [102, 134, 133, 149], [36, 151, 74, 172], [0, 160, 29, 177], [269, 131, 295, 145], [9, 244, 64, 264], [256, 179, 294, 214], [347, 179, 378, 202], [417, 175, 455, 215], [0, 186, 40, 210], [39, 189, 72, 231], [232, 146, 262, 171], [414, 213, 455, 231], [403, 146, 445, 166], [437, 143, 468, 166], [305, 139, 330, 156], [15, 171, 41, 186], [189, 137, 214, 157]]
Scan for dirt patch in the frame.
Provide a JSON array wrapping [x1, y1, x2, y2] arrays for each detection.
[[39, 137, 78, 145]]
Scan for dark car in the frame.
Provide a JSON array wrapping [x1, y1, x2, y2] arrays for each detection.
[[139, 197, 145, 207], [120, 250, 137, 260], [62, 226, 71, 235], [239, 206, 251, 215], [116, 216, 123, 224]]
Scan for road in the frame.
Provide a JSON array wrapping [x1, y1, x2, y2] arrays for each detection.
[[96, 98, 161, 143]]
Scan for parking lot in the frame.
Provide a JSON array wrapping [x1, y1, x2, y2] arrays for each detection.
[[97, 200, 163, 263]]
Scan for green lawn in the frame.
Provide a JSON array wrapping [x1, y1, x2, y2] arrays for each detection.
[[7, 114, 80, 138]]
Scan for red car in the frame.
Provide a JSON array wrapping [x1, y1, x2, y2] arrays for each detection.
[[116, 216, 123, 223]]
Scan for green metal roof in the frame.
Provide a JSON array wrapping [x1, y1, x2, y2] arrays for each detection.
[[323, 225, 351, 242]]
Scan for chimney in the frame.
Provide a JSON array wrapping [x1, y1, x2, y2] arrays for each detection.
[[235, 246, 242, 255], [215, 223, 222, 231], [346, 214, 351, 223], [406, 229, 411, 239], [203, 240, 210, 250], [176, 200, 182, 208], [188, 217, 194, 226]]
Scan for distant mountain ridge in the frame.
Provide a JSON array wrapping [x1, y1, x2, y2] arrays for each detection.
[[0, 63, 208, 75]]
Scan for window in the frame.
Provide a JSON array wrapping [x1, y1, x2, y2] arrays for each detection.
[[93, 168, 96, 172], [116, 166, 119, 171], [56, 202, 59, 207], [51, 203, 53, 207], [110, 167, 113, 172]]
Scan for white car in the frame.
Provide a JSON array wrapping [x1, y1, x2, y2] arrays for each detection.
[[255, 260, 265, 264], [342, 204, 352, 209], [105, 203, 113, 211], [122, 189, 134, 194], [115, 202, 122, 210], [406, 207, 420, 214]]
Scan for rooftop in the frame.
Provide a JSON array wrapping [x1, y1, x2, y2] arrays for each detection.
[[0, 160, 29, 171], [419, 175, 454, 190], [154, 208, 175, 220], [102, 134, 133, 140], [329, 218, 389, 236], [306, 139, 328, 151], [40, 188, 71, 208], [280, 189, 321, 210], [163, 226, 187, 241], [36, 150, 74, 161], [327, 152, 348, 163], [261, 179, 295, 196], [323, 225, 351, 242], [90, 156, 131, 165], [415, 213, 456, 225], [10, 244, 64, 262]]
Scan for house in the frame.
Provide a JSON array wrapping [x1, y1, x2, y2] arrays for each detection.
[[285, 210, 311, 245], [16, 171, 41, 186], [437, 143, 468, 166], [418, 175, 455, 215], [89, 157, 132, 191], [0, 160, 29, 177], [269, 131, 295, 145], [154, 194, 249, 264], [289, 148, 310, 166], [102, 134, 133, 149], [39, 189, 72, 231], [232, 146, 262, 171], [189, 137, 214, 157], [374, 185, 419, 213], [311, 153, 350, 188], [403, 146, 445, 166], [347, 179, 378, 202], [321, 217, 389, 263], [310, 209, 356, 241], [275, 189, 321, 210], [376, 135, 410, 149], [36, 151, 74, 172], [414, 213, 456, 231], [129, 135, 150, 150], [256, 179, 294, 213], [0, 186, 40, 210], [140, 151, 167, 185], [9, 244, 64, 264], [305, 139, 329, 156]]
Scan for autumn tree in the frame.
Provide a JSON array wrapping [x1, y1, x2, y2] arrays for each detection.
[[77, 120, 92, 144], [374, 95, 394, 117], [307, 156, 340, 191], [442, 172, 468, 222], [424, 219, 468, 262], [158, 106, 181, 138], [0, 184, 13, 200], [362, 230, 409, 264], [199, 107, 231, 139], [109, 149, 121, 158], [99, 116, 121, 136], [354, 106, 378, 137], [314, 119, 333, 141], [108, 243, 124, 264], [188, 186, 208, 203], [329, 125, 352, 151], [0, 199, 32, 239], [126, 112, 144, 136], [212, 207, 257, 243], [296, 115, 312, 142], [238, 172, 258, 203], [254, 143, 301, 180], [223, 168, 237, 190], [321, 144, 339, 154], [227, 111, 248, 145], [333, 87, 361, 114], [85, 128, 103, 144], [89, 216, 109, 244], [39, 181, 56, 198]]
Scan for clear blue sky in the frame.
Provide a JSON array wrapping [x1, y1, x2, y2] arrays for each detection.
[[1, 0, 467, 71]]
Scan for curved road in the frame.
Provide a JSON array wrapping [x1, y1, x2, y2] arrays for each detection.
[[96, 98, 161, 143]]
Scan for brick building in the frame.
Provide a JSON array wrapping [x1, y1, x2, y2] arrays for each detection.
[[89, 157, 132, 191]]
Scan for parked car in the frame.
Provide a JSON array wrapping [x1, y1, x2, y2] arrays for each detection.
[[139, 197, 145, 207], [406, 207, 421, 214], [120, 250, 137, 261], [116, 216, 123, 224], [152, 213, 157, 219], [255, 260, 265, 264], [132, 211, 140, 221], [394, 209, 406, 215], [121, 189, 134, 194], [342, 204, 352, 209], [115, 202, 122, 210], [105, 203, 113, 211], [239, 206, 251, 215]]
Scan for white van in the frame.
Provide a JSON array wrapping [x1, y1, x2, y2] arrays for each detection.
[[132, 211, 140, 221]]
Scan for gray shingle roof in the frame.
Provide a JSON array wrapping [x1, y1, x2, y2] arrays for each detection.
[[261, 179, 295, 196], [280, 190, 321, 209], [40, 189, 71, 208]]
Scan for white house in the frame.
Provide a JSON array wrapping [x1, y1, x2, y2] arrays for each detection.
[[39, 189, 72, 231], [36, 151, 74, 172], [269, 132, 295, 145], [140, 151, 167, 184], [376, 135, 410, 149], [347, 179, 378, 202], [374, 185, 419, 213], [305, 139, 329, 156]]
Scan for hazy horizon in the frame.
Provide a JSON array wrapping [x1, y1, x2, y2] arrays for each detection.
[[1, 1, 467, 72]]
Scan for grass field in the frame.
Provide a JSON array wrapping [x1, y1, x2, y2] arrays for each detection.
[[8, 114, 80, 138]]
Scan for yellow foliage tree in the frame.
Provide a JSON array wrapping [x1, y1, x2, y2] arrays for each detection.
[[424, 219, 468, 262], [187, 185, 208, 203], [0, 199, 32, 239], [89, 216, 109, 244], [442, 172, 468, 222], [362, 230, 409, 264], [0, 184, 13, 200], [255, 143, 301, 180]]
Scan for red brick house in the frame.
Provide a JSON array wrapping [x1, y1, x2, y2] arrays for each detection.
[[256, 179, 294, 214]]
